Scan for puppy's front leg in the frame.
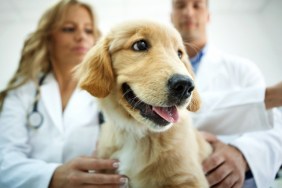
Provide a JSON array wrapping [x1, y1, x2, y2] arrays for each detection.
[[96, 123, 120, 159]]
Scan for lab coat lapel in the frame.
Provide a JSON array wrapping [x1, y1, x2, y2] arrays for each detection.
[[63, 88, 98, 129], [196, 46, 222, 87], [40, 73, 64, 133], [199, 46, 221, 71]]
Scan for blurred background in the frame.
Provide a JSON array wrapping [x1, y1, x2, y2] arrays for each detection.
[[0, 0, 282, 186], [0, 0, 282, 91]]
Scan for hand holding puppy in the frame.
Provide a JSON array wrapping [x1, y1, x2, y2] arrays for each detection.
[[49, 156, 127, 188], [202, 134, 249, 188]]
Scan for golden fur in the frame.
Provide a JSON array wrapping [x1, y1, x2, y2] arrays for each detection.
[[76, 20, 212, 188]]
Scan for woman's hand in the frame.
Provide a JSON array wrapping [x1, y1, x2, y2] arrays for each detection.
[[49, 156, 127, 188]]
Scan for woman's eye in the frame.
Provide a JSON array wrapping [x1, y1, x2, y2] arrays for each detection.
[[132, 40, 149, 51], [62, 27, 75, 33], [85, 28, 93, 34], [177, 50, 183, 59]]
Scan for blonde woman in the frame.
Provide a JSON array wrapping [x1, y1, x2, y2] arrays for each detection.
[[0, 0, 127, 187]]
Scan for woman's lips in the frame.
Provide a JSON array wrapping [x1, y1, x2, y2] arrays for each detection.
[[72, 46, 89, 53]]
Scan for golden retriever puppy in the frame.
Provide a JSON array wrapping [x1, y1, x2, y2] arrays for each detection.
[[76, 20, 212, 188]]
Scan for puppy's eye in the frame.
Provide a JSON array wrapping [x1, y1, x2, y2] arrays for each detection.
[[132, 40, 149, 51], [177, 50, 183, 59]]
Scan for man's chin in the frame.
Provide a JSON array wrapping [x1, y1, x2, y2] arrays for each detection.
[[181, 32, 198, 43]]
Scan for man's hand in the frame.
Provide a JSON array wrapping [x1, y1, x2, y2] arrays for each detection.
[[202, 139, 249, 188], [49, 156, 127, 188], [200, 131, 218, 142], [265, 81, 282, 109]]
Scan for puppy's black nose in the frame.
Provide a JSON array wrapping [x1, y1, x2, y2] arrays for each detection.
[[167, 74, 195, 103]]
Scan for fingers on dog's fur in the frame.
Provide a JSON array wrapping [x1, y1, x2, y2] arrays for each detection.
[[76, 37, 114, 98]]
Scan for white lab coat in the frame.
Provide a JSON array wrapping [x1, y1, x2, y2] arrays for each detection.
[[192, 46, 282, 188], [0, 73, 100, 188]]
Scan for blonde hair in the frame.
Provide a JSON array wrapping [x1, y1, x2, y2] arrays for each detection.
[[0, 0, 101, 110]]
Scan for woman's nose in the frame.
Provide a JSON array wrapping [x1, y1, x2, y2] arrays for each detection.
[[74, 29, 86, 41]]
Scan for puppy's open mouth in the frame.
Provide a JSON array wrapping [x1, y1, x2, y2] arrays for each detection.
[[122, 83, 179, 126]]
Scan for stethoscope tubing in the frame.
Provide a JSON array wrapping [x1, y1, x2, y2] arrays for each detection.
[[27, 74, 47, 129]]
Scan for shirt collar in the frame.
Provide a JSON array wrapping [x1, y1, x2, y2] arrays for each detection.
[[189, 45, 207, 74]]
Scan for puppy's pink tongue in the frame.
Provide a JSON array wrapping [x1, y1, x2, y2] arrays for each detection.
[[152, 106, 179, 123]]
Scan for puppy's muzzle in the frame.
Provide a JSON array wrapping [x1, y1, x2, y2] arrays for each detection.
[[167, 74, 195, 106]]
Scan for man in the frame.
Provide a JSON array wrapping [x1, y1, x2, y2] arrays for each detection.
[[171, 0, 282, 188]]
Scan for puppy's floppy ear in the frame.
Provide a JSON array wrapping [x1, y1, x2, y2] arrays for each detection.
[[75, 37, 114, 98], [183, 57, 201, 112], [188, 89, 201, 112]]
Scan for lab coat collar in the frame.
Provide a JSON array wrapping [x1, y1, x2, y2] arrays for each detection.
[[40, 73, 97, 133], [40, 73, 64, 133], [196, 45, 222, 77], [201, 45, 222, 65]]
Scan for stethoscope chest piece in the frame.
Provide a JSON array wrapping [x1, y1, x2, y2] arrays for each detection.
[[27, 111, 43, 129]]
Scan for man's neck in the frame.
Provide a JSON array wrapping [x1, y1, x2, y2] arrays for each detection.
[[185, 40, 207, 59]]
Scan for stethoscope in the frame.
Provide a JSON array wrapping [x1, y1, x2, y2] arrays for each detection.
[[27, 74, 47, 129]]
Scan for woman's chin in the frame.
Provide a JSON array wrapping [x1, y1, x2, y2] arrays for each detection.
[[72, 55, 86, 64]]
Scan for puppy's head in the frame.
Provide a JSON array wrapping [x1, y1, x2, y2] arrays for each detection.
[[76, 20, 200, 132]]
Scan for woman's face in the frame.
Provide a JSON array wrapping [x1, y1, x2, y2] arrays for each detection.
[[50, 5, 95, 67]]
